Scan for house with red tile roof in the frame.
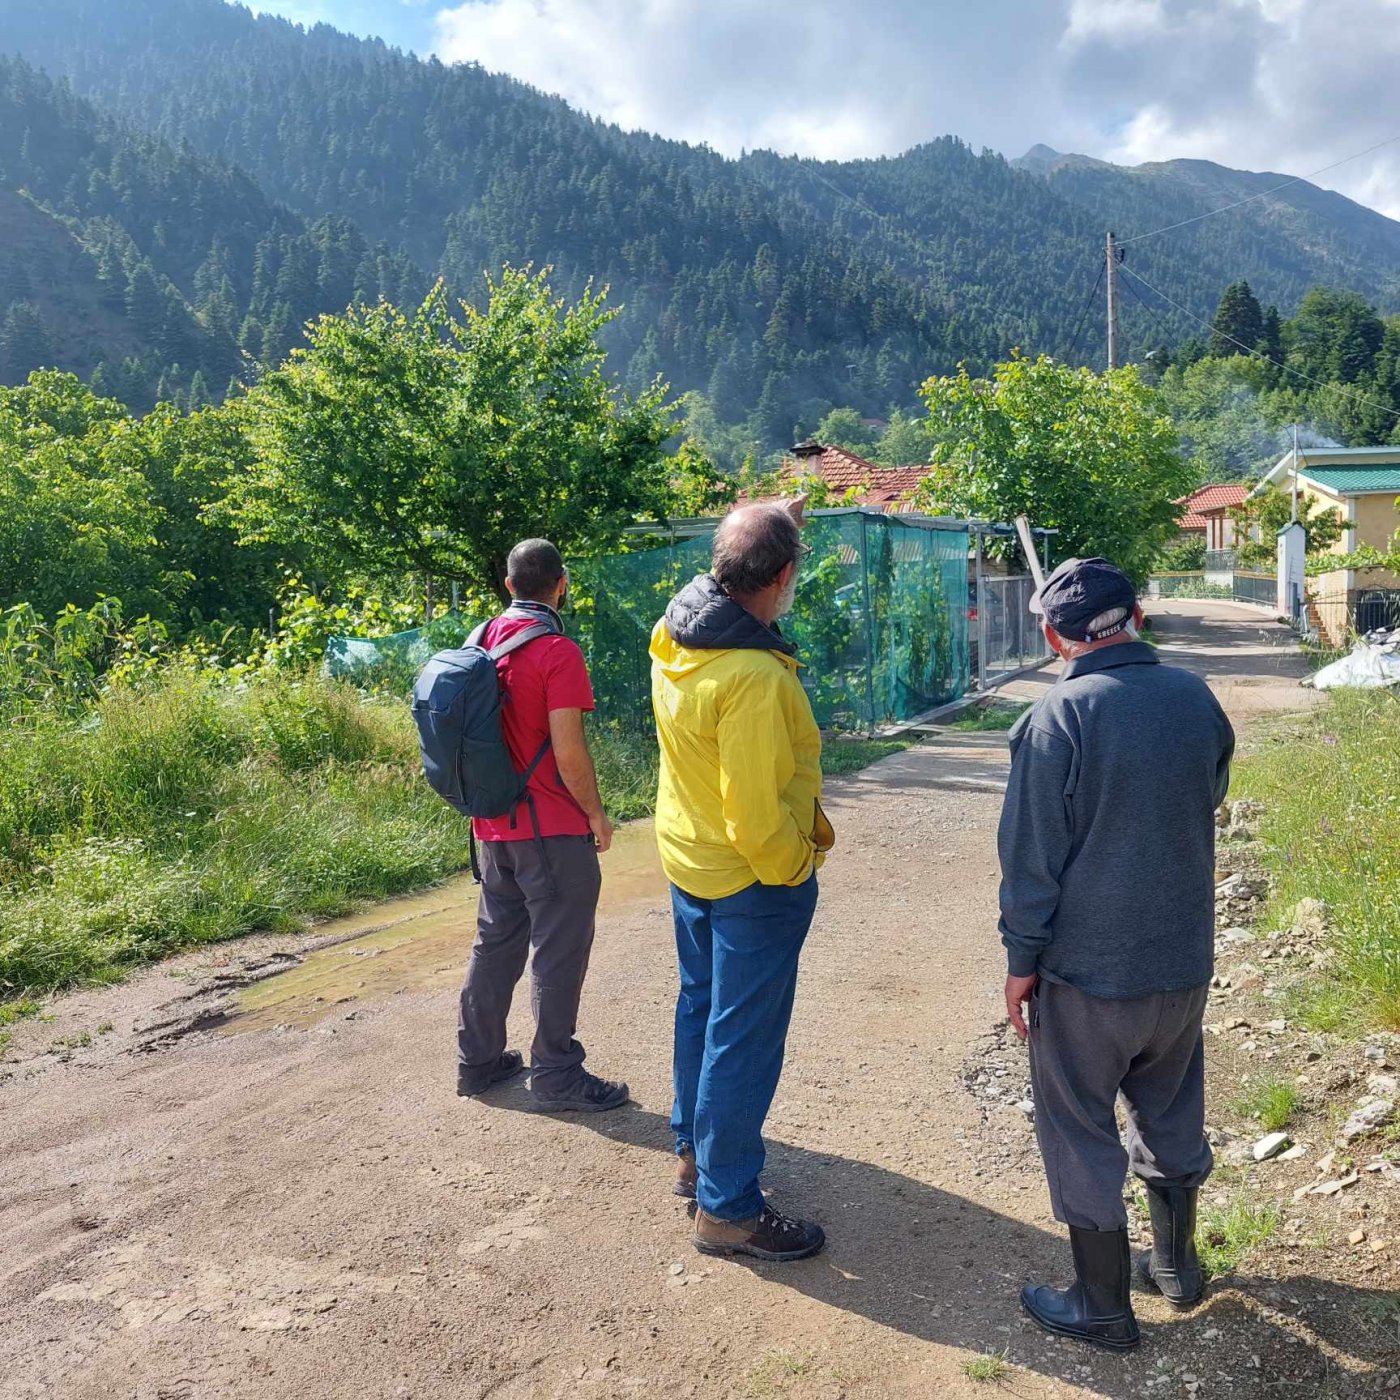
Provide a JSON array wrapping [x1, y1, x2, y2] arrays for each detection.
[[1176, 483, 1249, 551], [780, 439, 930, 512]]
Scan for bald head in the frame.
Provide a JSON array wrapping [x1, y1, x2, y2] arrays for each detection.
[[713, 503, 803, 601]]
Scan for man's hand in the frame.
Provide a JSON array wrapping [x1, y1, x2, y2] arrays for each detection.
[[1005, 973, 1038, 1041], [589, 810, 614, 853]]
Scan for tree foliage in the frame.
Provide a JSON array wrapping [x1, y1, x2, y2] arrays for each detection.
[[0, 370, 278, 627], [916, 354, 1192, 581], [1229, 488, 1344, 570], [1210, 281, 1265, 357], [10, 0, 1400, 448], [228, 270, 679, 602]]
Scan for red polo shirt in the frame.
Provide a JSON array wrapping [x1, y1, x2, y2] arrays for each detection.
[[471, 610, 596, 842]]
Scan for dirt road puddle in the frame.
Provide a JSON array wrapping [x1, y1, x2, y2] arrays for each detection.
[[228, 822, 666, 1034]]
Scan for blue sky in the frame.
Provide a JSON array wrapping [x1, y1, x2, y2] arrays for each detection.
[[248, 1, 1400, 218]]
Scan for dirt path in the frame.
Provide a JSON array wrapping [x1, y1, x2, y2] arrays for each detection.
[[0, 601, 1379, 1400]]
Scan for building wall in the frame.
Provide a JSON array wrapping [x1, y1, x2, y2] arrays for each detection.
[[1353, 493, 1400, 552]]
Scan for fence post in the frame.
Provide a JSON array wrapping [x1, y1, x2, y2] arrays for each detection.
[[974, 528, 987, 692], [859, 512, 877, 735]]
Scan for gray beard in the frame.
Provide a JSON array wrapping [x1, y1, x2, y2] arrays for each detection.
[[776, 575, 798, 618]]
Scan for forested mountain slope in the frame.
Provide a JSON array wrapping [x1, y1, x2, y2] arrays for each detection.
[[4, 0, 1399, 435]]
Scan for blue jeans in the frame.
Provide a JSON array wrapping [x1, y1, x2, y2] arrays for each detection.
[[670, 874, 819, 1221]]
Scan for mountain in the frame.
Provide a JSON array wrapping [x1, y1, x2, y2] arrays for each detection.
[[4, 0, 1400, 438], [0, 53, 428, 408], [1013, 147, 1400, 310]]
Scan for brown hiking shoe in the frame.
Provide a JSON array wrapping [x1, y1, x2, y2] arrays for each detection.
[[694, 1206, 825, 1262], [674, 1148, 698, 1199]]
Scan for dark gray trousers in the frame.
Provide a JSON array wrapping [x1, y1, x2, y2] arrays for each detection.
[[457, 835, 601, 1095], [1028, 979, 1213, 1230]]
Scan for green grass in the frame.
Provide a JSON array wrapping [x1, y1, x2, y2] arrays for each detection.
[[591, 725, 660, 822], [961, 1351, 1009, 1383], [745, 1350, 815, 1398], [1232, 1074, 1301, 1132], [0, 670, 480, 1003], [1198, 1193, 1282, 1278], [820, 736, 913, 774], [0, 670, 929, 1007], [1233, 689, 1400, 1032], [948, 702, 1029, 732]]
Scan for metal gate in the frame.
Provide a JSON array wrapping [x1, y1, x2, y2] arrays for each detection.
[[1355, 589, 1400, 636], [976, 573, 1050, 688]]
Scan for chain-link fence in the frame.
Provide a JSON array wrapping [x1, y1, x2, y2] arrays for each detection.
[[328, 508, 972, 733]]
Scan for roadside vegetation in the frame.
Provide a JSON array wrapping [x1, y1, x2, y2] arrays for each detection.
[[948, 701, 1028, 732], [0, 667, 473, 1001], [1231, 1073, 1301, 1132], [0, 630, 916, 1006], [1198, 1192, 1282, 1278], [1233, 689, 1400, 1032]]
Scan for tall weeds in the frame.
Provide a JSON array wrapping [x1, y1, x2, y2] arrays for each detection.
[[0, 671, 470, 998], [1235, 689, 1400, 1032]]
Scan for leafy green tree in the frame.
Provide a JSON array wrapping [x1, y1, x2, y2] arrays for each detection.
[[229, 270, 678, 602], [1229, 488, 1343, 570], [1156, 534, 1206, 572], [1210, 281, 1264, 357], [873, 407, 939, 465], [1286, 287, 1385, 384], [665, 439, 739, 517], [102, 399, 282, 631], [0, 372, 160, 616], [1156, 354, 1286, 481], [916, 354, 1192, 582], [1259, 305, 1283, 365], [813, 407, 878, 455]]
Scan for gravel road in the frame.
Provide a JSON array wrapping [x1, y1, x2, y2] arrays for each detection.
[[6, 600, 1376, 1400]]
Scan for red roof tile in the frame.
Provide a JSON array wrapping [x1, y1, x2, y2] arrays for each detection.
[[1176, 483, 1248, 530], [778, 443, 930, 511]]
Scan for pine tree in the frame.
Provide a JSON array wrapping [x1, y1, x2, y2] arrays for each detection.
[[1210, 281, 1264, 357], [0, 300, 54, 381]]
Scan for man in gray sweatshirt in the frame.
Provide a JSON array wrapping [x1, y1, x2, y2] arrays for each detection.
[[998, 558, 1234, 1350]]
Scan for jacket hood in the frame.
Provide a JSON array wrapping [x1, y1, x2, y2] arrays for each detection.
[[663, 574, 796, 656]]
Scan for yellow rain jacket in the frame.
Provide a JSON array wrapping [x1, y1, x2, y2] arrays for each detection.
[[649, 575, 834, 900]]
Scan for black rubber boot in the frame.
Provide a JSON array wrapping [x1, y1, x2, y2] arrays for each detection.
[[1135, 1183, 1204, 1308], [1021, 1226, 1141, 1351]]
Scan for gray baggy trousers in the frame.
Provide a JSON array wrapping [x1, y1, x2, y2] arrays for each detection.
[[1028, 978, 1213, 1230], [457, 834, 601, 1095]]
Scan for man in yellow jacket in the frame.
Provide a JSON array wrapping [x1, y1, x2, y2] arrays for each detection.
[[650, 499, 833, 1262]]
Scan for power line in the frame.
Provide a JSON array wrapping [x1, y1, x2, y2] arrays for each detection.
[[1119, 264, 1400, 422], [1117, 132, 1400, 247], [1117, 268, 1176, 354], [1065, 260, 1106, 367]]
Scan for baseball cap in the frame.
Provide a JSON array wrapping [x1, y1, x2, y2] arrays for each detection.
[[1029, 557, 1137, 643]]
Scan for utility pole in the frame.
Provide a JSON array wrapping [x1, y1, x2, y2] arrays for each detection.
[[1105, 230, 1119, 369]]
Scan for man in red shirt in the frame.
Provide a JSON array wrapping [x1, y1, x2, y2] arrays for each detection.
[[456, 539, 629, 1113]]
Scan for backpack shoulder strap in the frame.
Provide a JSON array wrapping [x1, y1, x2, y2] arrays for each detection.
[[486, 621, 556, 662], [466, 619, 490, 649]]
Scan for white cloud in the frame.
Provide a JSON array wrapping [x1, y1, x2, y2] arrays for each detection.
[[428, 0, 1400, 217], [1062, 0, 1400, 216], [431, 0, 1068, 160]]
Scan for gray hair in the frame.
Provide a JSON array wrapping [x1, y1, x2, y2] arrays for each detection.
[[1085, 605, 1131, 639], [712, 504, 801, 598]]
